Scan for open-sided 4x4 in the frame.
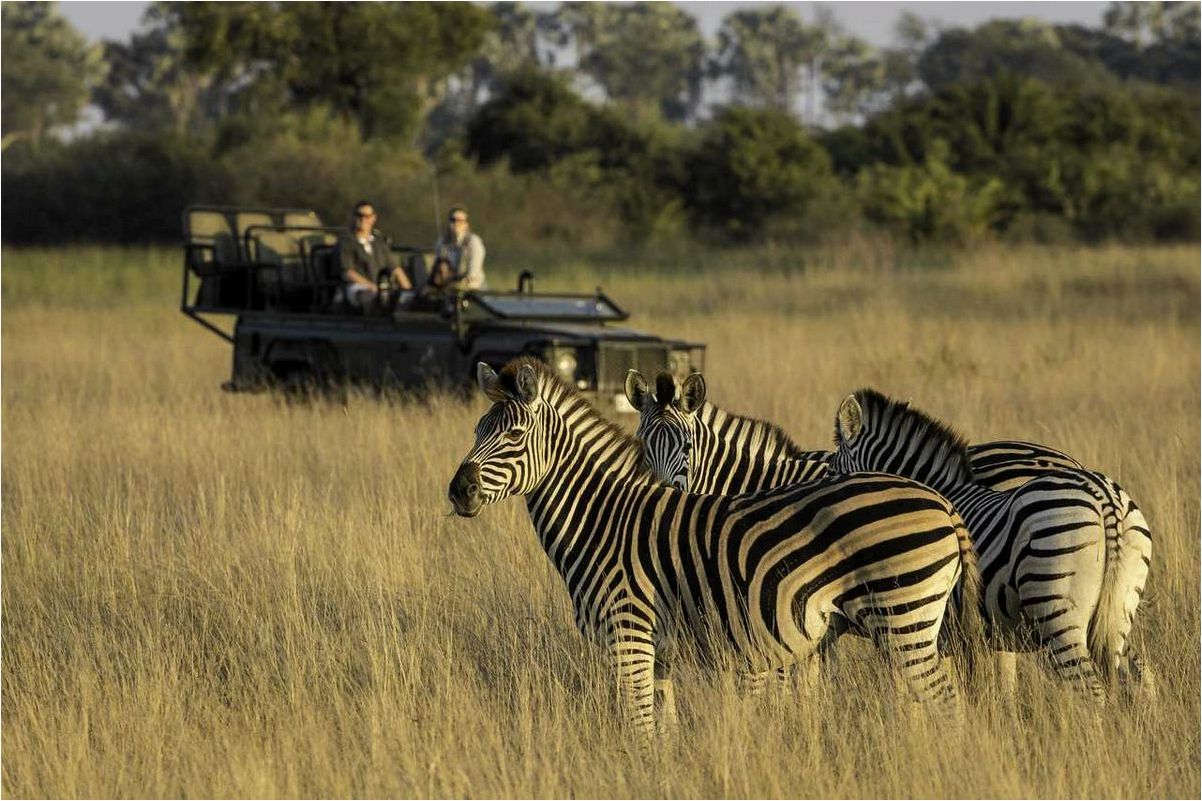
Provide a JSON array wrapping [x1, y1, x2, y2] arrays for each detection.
[[180, 205, 705, 408]]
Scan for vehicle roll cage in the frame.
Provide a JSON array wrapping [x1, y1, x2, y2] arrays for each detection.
[[181, 204, 436, 339]]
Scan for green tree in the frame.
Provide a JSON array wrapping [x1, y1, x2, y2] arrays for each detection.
[[822, 35, 887, 122], [466, 68, 604, 172], [164, 1, 493, 141], [918, 19, 1113, 90], [712, 7, 824, 116], [1, 2, 103, 149], [1100, 2, 1199, 85], [685, 106, 831, 239], [465, 68, 687, 239], [857, 140, 1007, 243], [551, 2, 706, 122], [94, 5, 220, 136], [432, 3, 556, 141], [877, 12, 934, 104], [472, 3, 551, 96], [1104, 1, 1199, 45]]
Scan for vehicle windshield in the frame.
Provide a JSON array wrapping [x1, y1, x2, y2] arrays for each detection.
[[470, 293, 626, 321]]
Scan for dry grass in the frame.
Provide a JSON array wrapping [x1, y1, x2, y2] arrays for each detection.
[[2, 243, 1198, 798]]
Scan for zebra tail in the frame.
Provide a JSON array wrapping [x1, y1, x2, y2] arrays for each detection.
[[949, 510, 987, 683], [1086, 484, 1146, 685]]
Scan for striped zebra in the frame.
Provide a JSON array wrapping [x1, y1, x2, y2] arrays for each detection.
[[624, 369, 1088, 693], [624, 370, 1084, 495], [448, 358, 984, 734], [830, 388, 1152, 699]]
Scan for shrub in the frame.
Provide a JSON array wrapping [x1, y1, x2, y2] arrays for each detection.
[[856, 141, 1007, 244], [684, 106, 831, 241]]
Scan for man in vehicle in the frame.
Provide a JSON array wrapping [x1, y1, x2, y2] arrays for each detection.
[[337, 200, 412, 310], [430, 206, 487, 291]]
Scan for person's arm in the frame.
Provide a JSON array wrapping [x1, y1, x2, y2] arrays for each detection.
[[382, 238, 412, 290], [390, 266, 413, 290], [462, 235, 486, 290], [339, 240, 375, 288]]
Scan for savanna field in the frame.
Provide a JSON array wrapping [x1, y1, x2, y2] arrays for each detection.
[[2, 243, 1198, 798]]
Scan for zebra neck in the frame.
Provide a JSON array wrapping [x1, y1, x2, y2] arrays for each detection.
[[524, 401, 649, 575], [767, 455, 828, 485], [876, 440, 974, 495], [693, 404, 809, 492]]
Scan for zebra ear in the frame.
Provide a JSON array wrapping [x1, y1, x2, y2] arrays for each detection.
[[625, 370, 650, 409], [477, 362, 507, 402], [679, 373, 706, 413], [514, 363, 539, 404], [837, 395, 863, 442]]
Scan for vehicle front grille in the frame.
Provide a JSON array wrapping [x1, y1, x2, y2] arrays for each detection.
[[596, 344, 669, 394]]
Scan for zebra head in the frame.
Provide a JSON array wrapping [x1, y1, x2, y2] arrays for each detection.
[[831, 389, 974, 490], [449, 360, 551, 517], [625, 369, 706, 490], [830, 393, 868, 475]]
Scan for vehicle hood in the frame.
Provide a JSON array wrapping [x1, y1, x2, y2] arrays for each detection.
[[472, 320, 688, 343]]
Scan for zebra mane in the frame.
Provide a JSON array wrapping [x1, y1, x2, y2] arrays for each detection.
[[498, 356, 649, 467], [847, 388, 975, 482], [653, 373, 676, 408], [702, 403, 809, 458]]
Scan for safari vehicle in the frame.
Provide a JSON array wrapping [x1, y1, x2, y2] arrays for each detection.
[[180, 205, 705, 406]]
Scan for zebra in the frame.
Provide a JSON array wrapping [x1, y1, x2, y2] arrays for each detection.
[[829, 388, 1152, 700], [448, 358, 985, 734], [624, 369, 1084, 495], [624, 369, 1088, 692]]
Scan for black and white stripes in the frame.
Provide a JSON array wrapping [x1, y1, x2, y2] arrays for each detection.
[[625, 369, 1087, 497], [830, 389, 1152, 698], [449, 359, 984, 734]]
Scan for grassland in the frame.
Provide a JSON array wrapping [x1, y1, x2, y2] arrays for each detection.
[[2, 242, 1198, 798]]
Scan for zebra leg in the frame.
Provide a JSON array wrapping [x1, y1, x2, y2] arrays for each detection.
[[736, 668, 775, 698], [608, 621, 658, 735], [1018, 583, 1106, 701], [1039, 623, 1105, 701], [1118, 650, 1158, 703], [654, 660, 678, 735], [865, 610, 959, 711], [889, 638, 960, 711]]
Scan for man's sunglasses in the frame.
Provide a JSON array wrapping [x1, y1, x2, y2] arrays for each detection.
[[449, 216, 468, 223], [355, 211, 376, 218]]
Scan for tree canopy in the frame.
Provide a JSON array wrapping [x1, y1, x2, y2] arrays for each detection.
[[2, 1, 1198, 246], [1, 2, 103, 149]]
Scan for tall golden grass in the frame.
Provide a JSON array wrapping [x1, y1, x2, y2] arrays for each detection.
[[2, 243, 1198, 797]]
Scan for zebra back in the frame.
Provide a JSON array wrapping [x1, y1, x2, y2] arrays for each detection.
[[632, 372, 1091, 498], [966, 440, 1084, 491]]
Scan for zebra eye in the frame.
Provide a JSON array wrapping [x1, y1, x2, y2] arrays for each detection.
[[505, 426, 525, 441], [681, 440, 693, 453]]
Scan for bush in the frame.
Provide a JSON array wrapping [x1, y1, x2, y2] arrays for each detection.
[[684, 106, 831, 241], [2, 132, 224, 243], [856, 141, 1007, 244]]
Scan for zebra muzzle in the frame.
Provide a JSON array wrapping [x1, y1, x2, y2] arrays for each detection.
[[448, 462, 483, 517]]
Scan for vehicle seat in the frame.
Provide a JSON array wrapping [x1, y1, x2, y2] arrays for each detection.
[[185, 210, 238, 276], [310, 243, 351, 313], [284, 210, 323, 228], [250, 229, 310, 309], [235, 212, 274, 260]]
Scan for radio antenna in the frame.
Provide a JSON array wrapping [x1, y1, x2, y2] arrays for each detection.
[[430, 163, 442, 242]]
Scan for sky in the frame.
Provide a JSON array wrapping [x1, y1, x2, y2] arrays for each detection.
[[60, 1, 1108, 46]]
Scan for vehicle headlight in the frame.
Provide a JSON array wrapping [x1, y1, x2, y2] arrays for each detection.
[[669, 349, 692, 378], [550, 347, 578, 382]]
